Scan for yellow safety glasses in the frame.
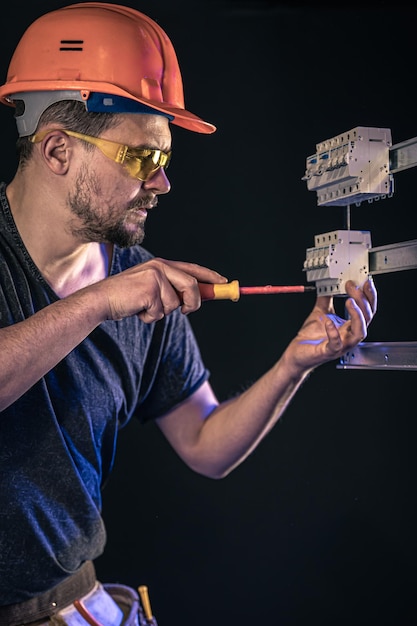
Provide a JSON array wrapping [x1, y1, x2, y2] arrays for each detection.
[[30, 129, 171, 182]]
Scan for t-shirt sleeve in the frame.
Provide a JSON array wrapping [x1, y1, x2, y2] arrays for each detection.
[[135, 307, 210, 423]]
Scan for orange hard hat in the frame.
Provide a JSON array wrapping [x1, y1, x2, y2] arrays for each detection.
[[0, 2, 216, 136]]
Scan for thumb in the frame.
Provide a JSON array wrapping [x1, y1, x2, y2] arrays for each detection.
[[315, 294, 335, 314]]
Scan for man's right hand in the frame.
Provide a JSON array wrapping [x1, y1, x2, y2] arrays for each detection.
[[99, 258, 228, 323]]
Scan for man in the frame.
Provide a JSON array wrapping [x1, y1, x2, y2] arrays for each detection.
[[0, 3, 377, 625]]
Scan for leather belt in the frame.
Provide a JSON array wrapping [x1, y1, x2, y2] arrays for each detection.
[[0, 561, 96, 626]]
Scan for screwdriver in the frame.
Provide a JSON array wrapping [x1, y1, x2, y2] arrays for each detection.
[[198, 280, 315, 302], [138, 585, 157, 625]]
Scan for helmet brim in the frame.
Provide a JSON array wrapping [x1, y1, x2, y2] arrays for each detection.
[[0, 82, 216, 135]]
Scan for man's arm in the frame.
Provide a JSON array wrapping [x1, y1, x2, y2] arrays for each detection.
[[0, 290, 106, 412], [156, 278, 377, 478], [0, 258, 227, 411]]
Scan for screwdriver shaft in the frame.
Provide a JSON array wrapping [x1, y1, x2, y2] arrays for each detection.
[[240, 285, 316, 295], [198, 280, 315, 301]]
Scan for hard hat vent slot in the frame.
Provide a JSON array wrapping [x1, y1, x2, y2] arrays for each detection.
[[60, 40, 84, 51]]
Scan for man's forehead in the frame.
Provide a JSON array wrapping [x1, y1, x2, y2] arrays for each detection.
[[109, 112, 172, 148]]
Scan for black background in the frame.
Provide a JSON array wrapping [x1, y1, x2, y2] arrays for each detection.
[[2, 2, 416, 625]]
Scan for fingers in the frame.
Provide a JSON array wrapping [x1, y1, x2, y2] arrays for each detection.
[[106, 258, 227, 322], [342, 298, 367, 345], [289, 276, 378, 372], [364, 276, 378, 315], [328, 277, 377, 350], [159, 258, 228, 286], [314, 294, 335, 315], [315, 276, 377, 318], [155, 258, 227, 315], [345, 277, 377, 325], [137, 281, 179, 323], [318, 315, 342, 354]]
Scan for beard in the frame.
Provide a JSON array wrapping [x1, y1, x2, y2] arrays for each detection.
[[67, 167, 155, 248]]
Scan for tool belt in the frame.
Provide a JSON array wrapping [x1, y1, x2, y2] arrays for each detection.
[[0, 562, 158, 626]]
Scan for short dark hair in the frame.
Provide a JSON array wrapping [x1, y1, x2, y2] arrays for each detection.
[[16, 99, 121, 167]]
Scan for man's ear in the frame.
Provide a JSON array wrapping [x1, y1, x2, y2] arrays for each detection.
[[40, 132, 71, 175]]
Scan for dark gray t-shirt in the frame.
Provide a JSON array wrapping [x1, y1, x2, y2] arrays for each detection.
[[0, 182, 209, 604]]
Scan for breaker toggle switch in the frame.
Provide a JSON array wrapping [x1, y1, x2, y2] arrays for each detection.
[[303, 229, 372, 295]]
